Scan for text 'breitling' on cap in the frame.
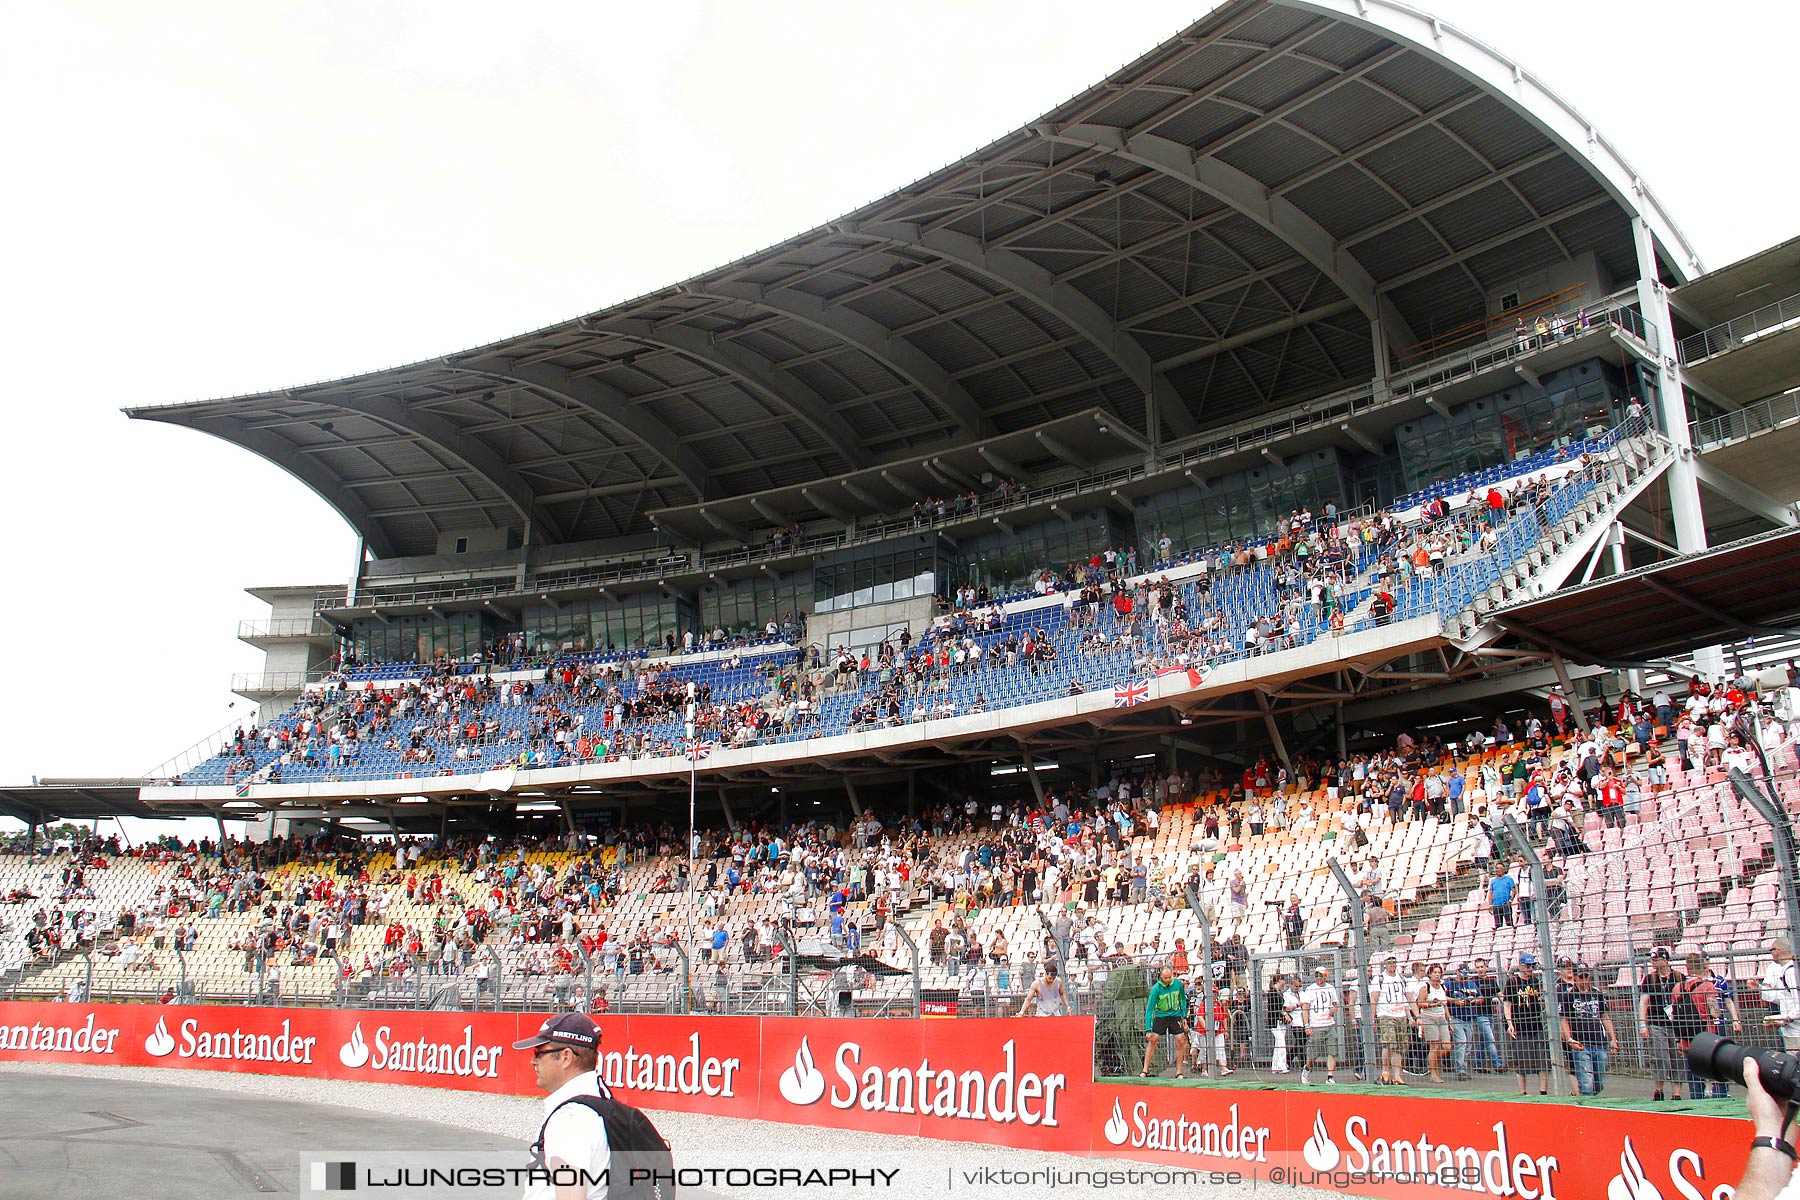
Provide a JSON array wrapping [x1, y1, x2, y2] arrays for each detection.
[[512, 1012, 599, 1051]]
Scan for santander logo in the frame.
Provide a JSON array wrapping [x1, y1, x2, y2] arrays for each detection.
[[144, 1017, 176, 1058], [779, 1037, 826, 1105], [339, 1023, 370, 1069], [1303, 1108, 1342, 1171], [1608, 1139, 1664, 1200], [1103, 1099, 1130, 1146]]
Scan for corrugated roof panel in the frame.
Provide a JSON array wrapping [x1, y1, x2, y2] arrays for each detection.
[[1363, 48, 1472, 113], [1086, 87, 1181, 131], [1287, 79, 1413, 154], [1145, 40, 1262, 95], [1509, 155, 1609, 219], [910, 322, 1005, 376], [1068, 259, 1175, 324], [1148, 100, 1260, 157], [1286, 163, 1406, 239], [1230, 2, 1323, 48], [1357, 219, 1457, 283], [1297, 19, 1390, 70], [1429, 184, 1533, 252], [1218, 50, 1334, 114], [1356, 124, 1482, 207], [1437, 93, 1553, 171], [1217, 122, 1337, 187]]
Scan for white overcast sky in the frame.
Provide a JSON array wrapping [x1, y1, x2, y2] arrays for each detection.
[[0, 1, 1794, 810]]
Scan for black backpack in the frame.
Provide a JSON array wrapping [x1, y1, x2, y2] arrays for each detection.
[[1670, 978, 1709, 1040], [533, 1093, 675, 1200]]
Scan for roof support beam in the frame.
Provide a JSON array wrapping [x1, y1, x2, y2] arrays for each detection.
[[854, 221, 1198, 444], [143, 414, 400, 558], [1692, 458, 1800, 529], [750, 498, 791, 526], [841, 478, 885, 509], [602, 319, 869, 470], [681, 283, 991, 441], [319, 394, 565, 542], [802, 486, 856, 525], [978, 446, 1025, 480], [1639, 577, 1799, 640], [1030, 125, 1419, 357], [1036, 431, 1086, 468], [699, 508, 750, 543], [454, 359, 709, 500]]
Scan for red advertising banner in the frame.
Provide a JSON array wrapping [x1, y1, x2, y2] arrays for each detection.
[[0, 1002, 1749, 1200], [1091, 1081, 1750, 1200]]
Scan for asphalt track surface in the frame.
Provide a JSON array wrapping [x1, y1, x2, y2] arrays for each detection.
[[0, 1063, 1340, 1200], [0, 1071, 519, 1199]]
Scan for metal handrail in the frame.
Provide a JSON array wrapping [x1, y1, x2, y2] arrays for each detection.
[[238, 618, 335, 640], [1691, 388, 1800, 449], [1680, 290, 1800, 363], [1390, 300, 1654, 402]]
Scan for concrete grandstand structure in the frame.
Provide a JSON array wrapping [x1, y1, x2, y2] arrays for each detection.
[[5, 0, 1800, 1124]]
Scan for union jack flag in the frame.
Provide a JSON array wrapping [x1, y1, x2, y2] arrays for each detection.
[[687, 741, 714, 762], [1113, 681, 1149, 708], [233, 780, 252, 798]]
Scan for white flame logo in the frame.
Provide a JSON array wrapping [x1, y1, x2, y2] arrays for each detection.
[[778, 1036, 826, 1105], [339, 1023, 370, 1069], [1302, 1108, 1341, 1172], [1103, 1099, 1130, 1146], [1606, 1137, 1665, 1200], [144, 1016, 175, 1058]]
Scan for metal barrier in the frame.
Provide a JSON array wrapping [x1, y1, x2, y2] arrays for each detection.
[[1692, 388, 1800, 450], [1680, 290, 1800, 363]]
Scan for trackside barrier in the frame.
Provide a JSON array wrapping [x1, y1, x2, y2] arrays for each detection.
[[0, 1002, 1745, 1197]]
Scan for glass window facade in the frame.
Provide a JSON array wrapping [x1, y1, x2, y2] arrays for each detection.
[[1396, 360, 1627, 490], [700, 573, 810, 637], [1134, 457, 1344, 563], [955, 516, 1111, 596], [520, 593, 690, 654], [350, 613, 490, 665], [813, 546, 938, 613]]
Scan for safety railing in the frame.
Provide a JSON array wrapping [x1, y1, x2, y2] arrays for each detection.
[[1692, 389, 1800, 450], [237, 618, 336, 640], [1680, 290, 1800, 363], [1390, 300, 1656, 403]]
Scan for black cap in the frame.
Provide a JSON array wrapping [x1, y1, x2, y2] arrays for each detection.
[[1576, 963, 1594, 974], [512, 1012, 599, 1051], [1651, 947, 1671, 960]]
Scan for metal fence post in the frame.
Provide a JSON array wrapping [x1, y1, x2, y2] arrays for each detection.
[[579, 945, 595, 1014], [175, 944, 189, 1004], [778, 922, 800, 1016], [484, 946, 504, 1012], [1729, 767, 1800, 944], [331, 950, 345, 1008], [82, 949, 94, 1005], [1504, 815, 1570, 1097], [891, 922, 923, 1017], [671, 942, 691, 1016], [1328, 860, 1379, 1085], [1186, 884, 1216, 1071]]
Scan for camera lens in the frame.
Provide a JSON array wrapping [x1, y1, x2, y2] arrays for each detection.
[[1687, 1033, 1799, 1103]]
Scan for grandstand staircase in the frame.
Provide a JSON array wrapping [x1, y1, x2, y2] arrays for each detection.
[[1451, 431, 1677, 647]]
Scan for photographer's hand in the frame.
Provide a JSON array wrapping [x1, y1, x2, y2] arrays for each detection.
[[1745, 1068, 1796, 1140], [1737, 1069, 1800, 1200]]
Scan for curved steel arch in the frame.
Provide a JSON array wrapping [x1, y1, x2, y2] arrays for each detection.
[[1031, 124, 1421, 356], [1292, 0, 1703, 279], [449, 358, 710, 500], [852, 220, 1200, 442], [679, 282, 991, 441], [320, 394, 567, 542], [148, 413, 401, 559], [601, 318, 871, 470]]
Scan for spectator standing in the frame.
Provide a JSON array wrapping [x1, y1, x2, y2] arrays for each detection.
[[1300, 967, 1340, 1085], [1503, 953, 1551, 1095], [1558, 963, 1618, 1096], [1762, 937, 1800, 1052], [1638, 947, 1686, 1102]]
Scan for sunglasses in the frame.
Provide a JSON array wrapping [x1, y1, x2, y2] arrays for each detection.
[[532, 1045, 570, 1059]]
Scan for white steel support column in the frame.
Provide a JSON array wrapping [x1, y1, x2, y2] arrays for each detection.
[[347, 535, 366, 607], [1632, 215, 1724, 679], [1631, 217, 1705, 553]]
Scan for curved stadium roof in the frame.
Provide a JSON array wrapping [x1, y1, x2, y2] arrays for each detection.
[[127, 0, 1700, 561]]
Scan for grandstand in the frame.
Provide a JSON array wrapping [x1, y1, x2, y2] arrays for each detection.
[[6, 0, 1800, 1113]]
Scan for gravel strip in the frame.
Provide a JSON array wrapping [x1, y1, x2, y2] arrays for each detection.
[[0, 1061, 1335, 1199]]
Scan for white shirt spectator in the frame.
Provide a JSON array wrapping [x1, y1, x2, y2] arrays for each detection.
[[524, 1070, 612, 1200]]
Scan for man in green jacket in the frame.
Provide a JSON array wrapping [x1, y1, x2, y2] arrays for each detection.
[[1141, 964, 1191, 1078]]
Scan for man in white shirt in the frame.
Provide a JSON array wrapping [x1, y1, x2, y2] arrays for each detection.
[[517, 1013, 613, 1199], [1371, 955, 1413, 1086], [1762, 937, 1800, 1052], [1301, 967, 1342, 1084]]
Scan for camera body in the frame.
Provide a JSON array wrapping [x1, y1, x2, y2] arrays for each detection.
[[1687, 1033, 1800, 1102]]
